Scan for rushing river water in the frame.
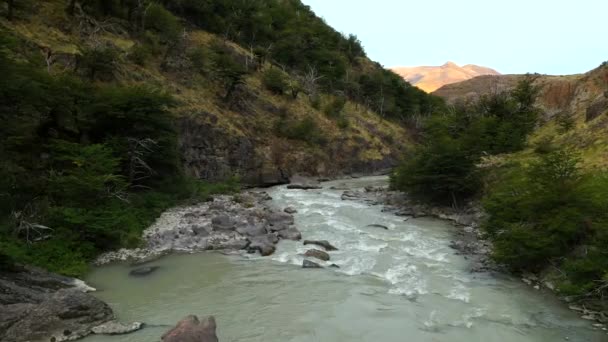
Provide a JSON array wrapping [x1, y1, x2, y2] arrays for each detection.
[[85, 177, 604, 342]]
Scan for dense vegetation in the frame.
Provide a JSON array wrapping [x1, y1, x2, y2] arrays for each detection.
[[0, 38, 237, 276], [484, 150, 608, 297], [391, 76, 542, 205], [65, 0, 443, 121], [391, 75, 608, 299]]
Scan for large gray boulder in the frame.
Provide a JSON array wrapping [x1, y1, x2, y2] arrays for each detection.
[[267, 212, 295, 227], [162, 315, 218, 342], [303, 240, 338, 251], [212, 215, 235, 231], [1, 288, 113, 342], [129, 266, 160, 277]]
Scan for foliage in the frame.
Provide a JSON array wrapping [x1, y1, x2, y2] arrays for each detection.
[[0, 51, 238, 275], [78, 46, 118, 81], [208, 42, 248, 101], [391, 76, 542, 205], [323, 96, 346, 119], [144, 3, 182, 41], [262, 68, 289, 95], [275, 116, 326, 145], [483, 149, 608, 297]]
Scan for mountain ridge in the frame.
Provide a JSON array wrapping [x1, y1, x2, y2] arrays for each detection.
[[391, 62, 500, 92]]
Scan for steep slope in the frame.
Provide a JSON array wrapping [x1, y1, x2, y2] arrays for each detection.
[[391, 61, 500, 92], [0, 0, 437, 188], [433, 64, 608, 167]]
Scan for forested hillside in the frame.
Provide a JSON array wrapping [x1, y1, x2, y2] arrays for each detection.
[[0, 0, 443, 275]]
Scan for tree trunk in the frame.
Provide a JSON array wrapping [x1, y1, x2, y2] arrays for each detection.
[[7, 0, 14, 20]]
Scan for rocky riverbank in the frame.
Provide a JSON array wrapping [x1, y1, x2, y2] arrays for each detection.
[[0, 265, 142, 342], [96, 191, 301, 265]]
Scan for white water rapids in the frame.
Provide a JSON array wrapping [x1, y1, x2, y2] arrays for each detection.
[[84, 177, 604, 341]]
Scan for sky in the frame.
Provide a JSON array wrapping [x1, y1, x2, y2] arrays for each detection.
[[301, 0, 608, 75]]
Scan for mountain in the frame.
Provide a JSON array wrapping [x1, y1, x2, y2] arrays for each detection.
[[433, 63, 608, 168], [391, 61, 501, 92]]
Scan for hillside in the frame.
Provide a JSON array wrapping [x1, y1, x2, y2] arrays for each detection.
[[391, 61, 500, 93], [433, 64, 608, 168], [0, 0, 442, 275]]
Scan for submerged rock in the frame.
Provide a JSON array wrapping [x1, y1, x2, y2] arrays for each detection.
[[366, 224, 389, 230], [302, 260, 322, 268], [304, 249, 330, 261], [303, 240, 338, 251], [129, 266, 160, 277], [162, 315, 218, 342]]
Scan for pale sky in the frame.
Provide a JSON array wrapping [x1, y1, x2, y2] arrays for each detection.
[[301, 0, 608, 75]]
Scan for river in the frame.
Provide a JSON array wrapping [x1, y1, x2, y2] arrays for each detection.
[[84, 177, 604, 341]]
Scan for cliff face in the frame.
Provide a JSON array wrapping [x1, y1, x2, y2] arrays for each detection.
[[391, 62, 500, 93], [433, 63, 608, 167]]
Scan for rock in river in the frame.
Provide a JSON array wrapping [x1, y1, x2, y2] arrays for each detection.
[[284, 206, 298, 214], [302, 260, 322, 269], [304, 249, 330, 261], [162, 315, 218, 342], [129, 266, 160, 277], [303, 240, 338, 251], [366, 224, 389, 230]]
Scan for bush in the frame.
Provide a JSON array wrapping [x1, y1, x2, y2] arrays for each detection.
[[275, 116, 325, 145], [483, 149, 608, 296], [323, 96, 346, 118], [262, 68, 289, 95], [144, 3, 182, 41], [129, 44, 151, 66], [78, 46, 118, 81]]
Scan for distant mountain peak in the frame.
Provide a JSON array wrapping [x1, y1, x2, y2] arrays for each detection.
[[390, 62, 500, 93]]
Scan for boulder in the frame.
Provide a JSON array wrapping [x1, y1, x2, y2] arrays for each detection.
[[278, 227, 302, 241], [1, 289, 113, 342], [303, 240, 338, 251], [162, 315, 218, 342], [366, 224, 389, 230], [284, 207, 298, 214], [304, 249, 330, 261], [267, 212, 294, 226], [341, 191, 361, 200], [236, 224, 267, 237], [247, 235, 278, 256], [302, 260, 322, 268], [211, 215, 235, 231], [129, 266, 160, 277]]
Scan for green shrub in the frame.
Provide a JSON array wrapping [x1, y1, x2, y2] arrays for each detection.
[[483, 149, 608, 296], [187, 47, 208, 74], [78, 46, 118, 81], [262, 68, 289, 95], [275, 117, 325, 145], [129, 44, 151, 66], [324, 96, 346, 118], [144, 3, 181, 41]]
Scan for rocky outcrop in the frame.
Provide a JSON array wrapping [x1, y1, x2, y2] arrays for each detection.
[[162, 315, 218, 342], [286, 175, 322, 190], [0, 266, 140, 342], [96, 192, 301, 264]]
